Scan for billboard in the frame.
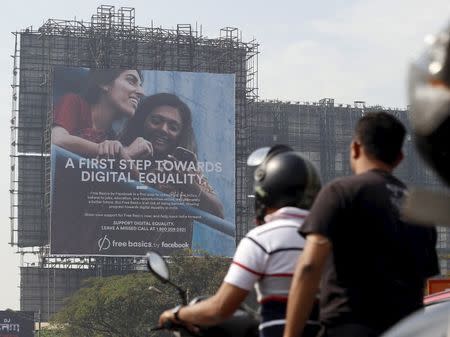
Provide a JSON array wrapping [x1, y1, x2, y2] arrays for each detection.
[[50, 67, 235, 256], [0, 311, 34, 337]]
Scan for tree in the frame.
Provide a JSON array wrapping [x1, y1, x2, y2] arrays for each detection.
[[39, 326, 66, 337], [168, 251, 231, 302], [51, 252, 230, 337]]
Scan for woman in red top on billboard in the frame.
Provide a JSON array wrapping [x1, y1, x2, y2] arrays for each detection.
[[122, 93, 224, 218], [52, 69, 144, 158]]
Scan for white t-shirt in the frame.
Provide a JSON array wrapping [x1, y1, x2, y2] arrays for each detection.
[[224, 207, 308, 303]]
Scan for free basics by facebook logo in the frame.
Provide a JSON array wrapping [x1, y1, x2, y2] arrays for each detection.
[[98, 235, 111, 251]]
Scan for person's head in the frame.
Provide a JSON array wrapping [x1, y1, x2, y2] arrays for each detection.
[[408, 22, 450, 185], [123, 93, 197, 156], [350, 112, 406, 173], [248, 145, 322, 225], [82, 69, 144, 118]]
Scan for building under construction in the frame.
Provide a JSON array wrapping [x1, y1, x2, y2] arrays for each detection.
[[10, 5, 448, 321], [11, 5, 258, 321], [253, 99, 448, 273], [254, 99, 441, 188]]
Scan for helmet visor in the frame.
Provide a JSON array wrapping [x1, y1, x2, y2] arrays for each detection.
[[247, 147, 271, 166]]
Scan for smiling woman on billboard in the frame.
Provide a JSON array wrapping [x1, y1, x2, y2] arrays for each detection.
[[121, 92, 224, 218], [52, 69, 144, 157]]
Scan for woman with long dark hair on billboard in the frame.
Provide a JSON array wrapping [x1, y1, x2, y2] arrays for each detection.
[[122, 92, 224, 218], [51, 69, 144, 158]]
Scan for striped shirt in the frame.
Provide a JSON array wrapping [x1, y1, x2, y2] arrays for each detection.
[[224, 207, 308, 335]]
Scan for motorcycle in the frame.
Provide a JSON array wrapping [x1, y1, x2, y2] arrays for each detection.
[[145, 251, 260, 337]]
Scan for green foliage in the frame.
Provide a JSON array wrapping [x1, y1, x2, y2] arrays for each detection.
[[168, 250, 231, 303], [39, 327, 66, 337], [51, 252, 230, 337]]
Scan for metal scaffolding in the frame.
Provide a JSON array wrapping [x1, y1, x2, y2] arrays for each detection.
[[11, 5, 258, 320], [253, 99, 443, 187]]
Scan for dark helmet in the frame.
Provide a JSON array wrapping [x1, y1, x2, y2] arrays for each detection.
[[408, 22, 450, 185], [247, 145, 321, 224]]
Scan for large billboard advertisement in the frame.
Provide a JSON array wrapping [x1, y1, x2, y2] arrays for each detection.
[[0, 311, 34, 337], [50, 67, 235, 256]]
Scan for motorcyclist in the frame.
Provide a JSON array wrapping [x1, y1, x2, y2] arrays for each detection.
[[159, 144, 322, 337]]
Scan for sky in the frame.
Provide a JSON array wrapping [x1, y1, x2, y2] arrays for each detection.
[[1, 0, 449, 310]]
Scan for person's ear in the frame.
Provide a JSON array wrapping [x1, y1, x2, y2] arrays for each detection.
[[392, 151, 404, 168], [351, 140, 361, 159]]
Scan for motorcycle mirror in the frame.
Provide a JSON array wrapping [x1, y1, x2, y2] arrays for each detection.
[[146, 251, 170, 281]]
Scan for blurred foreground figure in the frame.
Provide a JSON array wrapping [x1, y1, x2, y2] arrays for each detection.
[[404, 22, 450, 225], [283, 112, 439, 337], [380, 20, 450, 337], [408, 22, 450, 185]]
